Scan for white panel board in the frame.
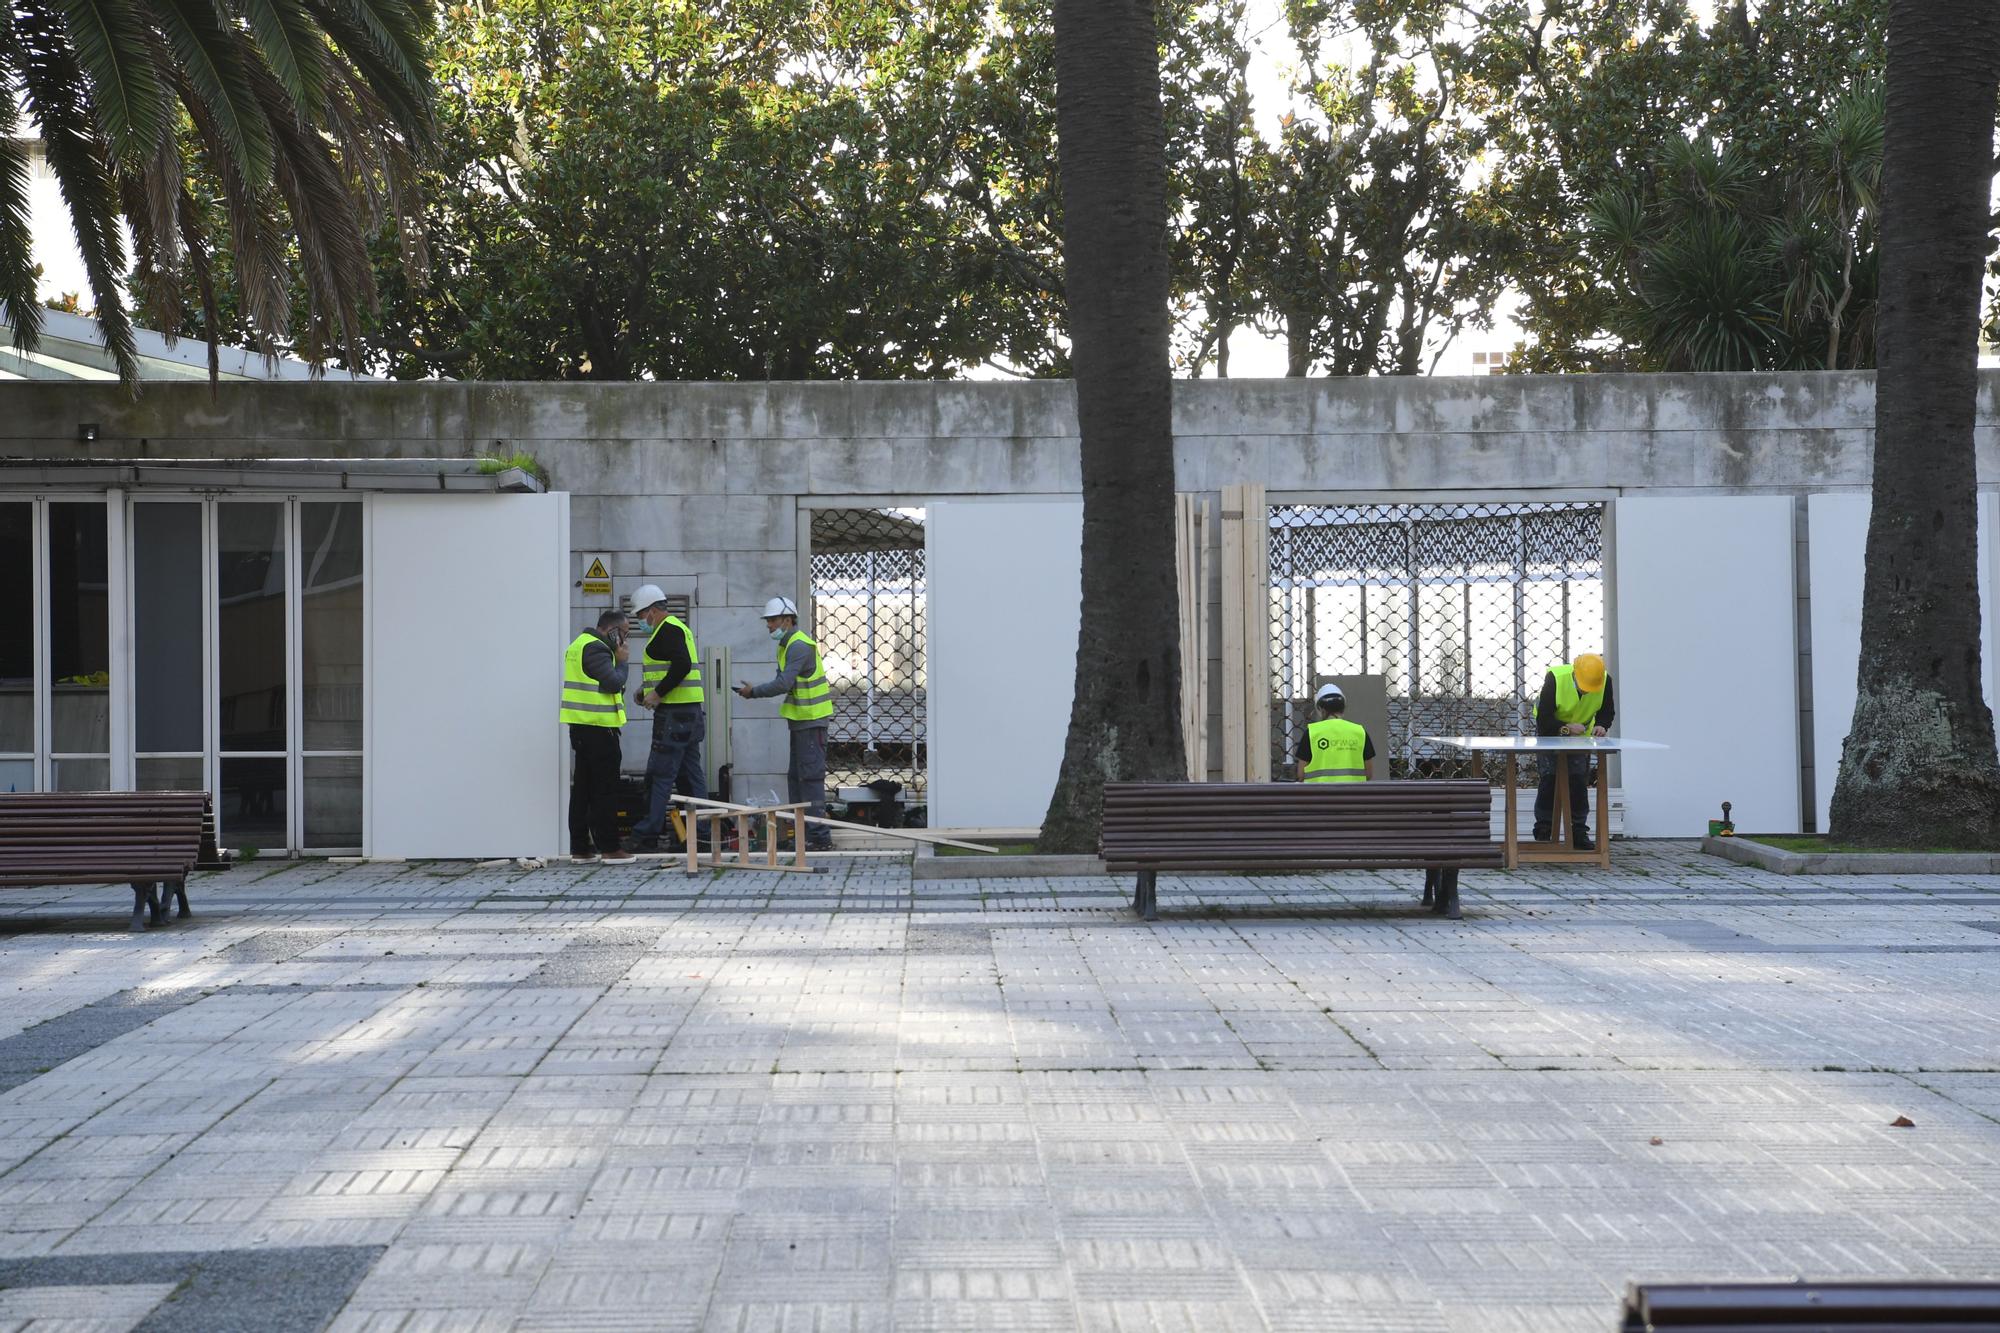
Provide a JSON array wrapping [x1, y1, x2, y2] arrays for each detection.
[[366, 493, 569, 858], [927, 499, 1082, 829], [1808, 492, 1997, 830], [1614, 496, 1799, 836]]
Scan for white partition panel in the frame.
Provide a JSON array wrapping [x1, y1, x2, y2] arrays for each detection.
[[1808, 492, 1997, 830], [927, 499, 1082, 829], [366, 493, 569, 858], [1614, 496, 1799, 836]]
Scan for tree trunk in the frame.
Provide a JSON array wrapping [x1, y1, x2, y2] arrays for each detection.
[[1828, 0, 2000, 847], [1038, 0, 1186, 852]]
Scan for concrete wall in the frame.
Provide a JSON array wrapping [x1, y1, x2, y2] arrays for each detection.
[[8, 371, 1997, 819]]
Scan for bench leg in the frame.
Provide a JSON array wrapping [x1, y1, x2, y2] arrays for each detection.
[[1422, 869, 1438, 907], [130, 882, 159, 931], [1431, 869, 1462, 920], [169, 879, 190, 920], [1133, 870, 1158, 921]]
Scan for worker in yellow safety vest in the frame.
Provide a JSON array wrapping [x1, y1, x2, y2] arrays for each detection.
[[1533, 652, 1614, 850], [561, 610, 633, 863], [736, 596, 835, 850], [1294, 682, 1375, 782], [624, 583, 708, 853]]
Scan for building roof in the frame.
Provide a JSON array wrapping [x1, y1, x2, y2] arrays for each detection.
[[0, 305, 377, 382]]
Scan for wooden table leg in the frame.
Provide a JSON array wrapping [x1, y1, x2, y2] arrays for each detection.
[[686, 813, 699, 875], [794, 811, 807, 871], [1503, 754, 1519, 870], [1552, 756, 1569, 847], [1597, 756, 1612, 868], [766, 812, 778, 868]]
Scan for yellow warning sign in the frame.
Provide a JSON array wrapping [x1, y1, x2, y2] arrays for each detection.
[[581, 557, 612, 596]]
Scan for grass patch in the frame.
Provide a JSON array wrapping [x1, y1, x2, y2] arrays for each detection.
[[935, 841, 1042, 857], [1740, 833, 1991, 855]]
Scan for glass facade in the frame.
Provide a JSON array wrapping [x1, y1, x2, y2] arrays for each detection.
[[6, 494, 365, 850]]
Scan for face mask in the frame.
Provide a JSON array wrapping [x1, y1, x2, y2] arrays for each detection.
[[769, 626, 786, 641]]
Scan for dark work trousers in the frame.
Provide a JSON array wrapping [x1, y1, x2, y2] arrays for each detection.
[[632, 706, 706, 843], [1533, 753, 1593, 840], [567, 725, 622, 856], [789, 726, 832, 849]]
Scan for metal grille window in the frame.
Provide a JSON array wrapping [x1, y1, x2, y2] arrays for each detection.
[[1269, 502, 1605, 779], [809, 508, 927, 801]]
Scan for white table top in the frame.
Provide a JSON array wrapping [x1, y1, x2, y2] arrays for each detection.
[[1422, 735, 1670, 752]]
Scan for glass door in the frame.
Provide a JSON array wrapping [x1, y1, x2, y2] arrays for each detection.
[[215, 501, 289, 854], [0, 502, 31, 792], [132, 500, 208, 793]]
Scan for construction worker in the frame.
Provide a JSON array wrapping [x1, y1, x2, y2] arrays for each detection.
[[735, 596, 834, 850], [624, 584, 707, 852], [1294, 682, 1375, 782], [1534, 651, 1614, 850], [562, 610, 634, 863]]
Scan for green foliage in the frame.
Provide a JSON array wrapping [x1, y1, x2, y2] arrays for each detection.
[[1478, 0, 1887, 371], [362, 0, 1067, 380], [5, 0, 435, 382], [1586, 82, 1882, 371]]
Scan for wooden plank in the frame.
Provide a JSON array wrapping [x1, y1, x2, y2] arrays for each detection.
[[1220, 485, 1247, 782], [1242, 482, 1271, 782], [670, 793, 997, 853]]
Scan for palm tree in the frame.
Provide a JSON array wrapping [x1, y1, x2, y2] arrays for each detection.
[[1, 0, 434, 381], [1037, 0, 1186, 852], [1827, 1, 2000, 846]]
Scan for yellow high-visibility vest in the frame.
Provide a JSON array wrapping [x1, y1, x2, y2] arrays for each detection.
[[777, 630, 833, 724], [1549, 663, 1603, 731], [642, 615, 703, 705], [560, 632, 626, 727], [1303, 717, 1368, 783]]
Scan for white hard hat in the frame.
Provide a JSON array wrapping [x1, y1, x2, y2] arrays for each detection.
[[629, 583, 667, 614], [762, 596, 799, 619], [1314, 682, 1344, 703]]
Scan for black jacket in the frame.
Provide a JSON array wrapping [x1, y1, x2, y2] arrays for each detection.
[[579, 631, 628, 694]]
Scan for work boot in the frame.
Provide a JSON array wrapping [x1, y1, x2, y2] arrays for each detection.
[[600, 849, 635, 863], [621, 834, 660, 854], [1572, 830, 1596, 852], [1531, 825, 1551, 842]]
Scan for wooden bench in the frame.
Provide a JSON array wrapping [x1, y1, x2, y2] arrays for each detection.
[[1100, 781, 1503, 920], [1620, 1280, 2000, 1329], [0, 792, 212, 930]]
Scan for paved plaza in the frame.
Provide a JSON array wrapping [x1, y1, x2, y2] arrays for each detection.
[[1, 846, 1997, 1331]]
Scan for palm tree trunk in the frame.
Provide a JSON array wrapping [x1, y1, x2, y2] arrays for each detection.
[[1038, 0, 1186, 852], [1828, 0, 2000, 846]]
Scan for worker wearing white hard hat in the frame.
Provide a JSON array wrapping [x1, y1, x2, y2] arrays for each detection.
[[623, 583, 707, 852], [1533, 653, 1613, 851], [735, 595, 834, 850], [1293, 682, 1374, 782]]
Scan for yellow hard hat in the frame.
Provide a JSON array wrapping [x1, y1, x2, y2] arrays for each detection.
[[1573, 653, 1606, 693]]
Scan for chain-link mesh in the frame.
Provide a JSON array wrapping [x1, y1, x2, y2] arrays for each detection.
[[1269, 502, 1605, 780], [809, 508, 927, 802]]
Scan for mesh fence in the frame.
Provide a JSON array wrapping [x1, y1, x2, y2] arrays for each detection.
[[1269, 502, 1605, 780], [808, 507, 927, 802]]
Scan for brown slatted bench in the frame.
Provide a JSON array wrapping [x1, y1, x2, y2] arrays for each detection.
[[0, 791, 212, 930], [1620, 1280, 2000, 1329], [1100, 781, 1504, 920]]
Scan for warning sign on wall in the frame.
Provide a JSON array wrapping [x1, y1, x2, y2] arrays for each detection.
[[580, 556, 612, 596]]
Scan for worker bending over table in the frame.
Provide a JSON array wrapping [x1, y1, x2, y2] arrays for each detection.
[[1294, 682, 1375, 782], [1534, 652, 1613, 850]]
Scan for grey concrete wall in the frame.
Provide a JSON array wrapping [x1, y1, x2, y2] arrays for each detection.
[[5, 370, 1988, 802]]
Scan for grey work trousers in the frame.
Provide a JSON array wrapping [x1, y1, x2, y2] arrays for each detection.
[[789, 726, 832, 849]]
